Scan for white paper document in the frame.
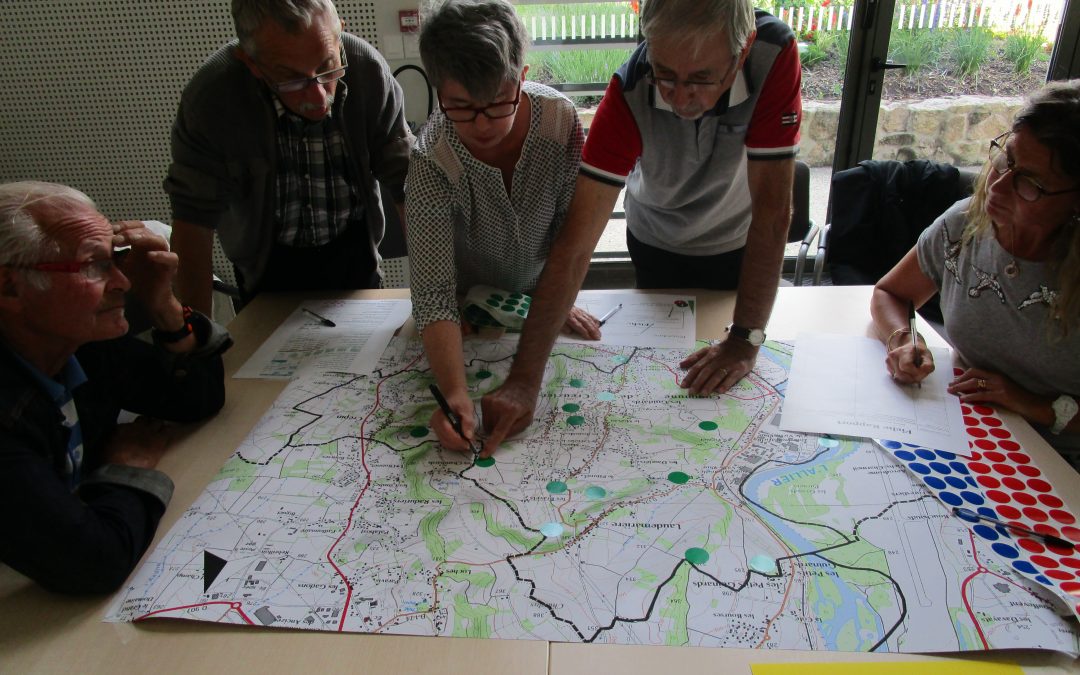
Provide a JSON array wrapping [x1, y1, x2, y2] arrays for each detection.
[[558, 290, 696, 348], [234, 299, 412, 379], [781, 332, 968, 453]]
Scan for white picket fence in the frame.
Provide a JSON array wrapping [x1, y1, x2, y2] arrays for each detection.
[[522, 0, 1062, 43]]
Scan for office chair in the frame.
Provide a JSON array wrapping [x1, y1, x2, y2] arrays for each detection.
[[811, 160, 978, 297], [790, 159, 820, 286]]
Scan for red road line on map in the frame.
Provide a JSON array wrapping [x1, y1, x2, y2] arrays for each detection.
[[328, 352, 424, 632], [136, 601, 254, 625], [959, 530, 991, 649]]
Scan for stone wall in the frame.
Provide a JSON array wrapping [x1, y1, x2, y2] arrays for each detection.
[[581, 96, 1023, 168], [800, 96, 1024, 167]]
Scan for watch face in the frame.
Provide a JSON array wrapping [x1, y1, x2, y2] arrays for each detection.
[[747, 329, 766, 346]]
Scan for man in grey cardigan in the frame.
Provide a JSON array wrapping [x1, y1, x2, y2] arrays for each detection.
[[167, 0, 413, 314]]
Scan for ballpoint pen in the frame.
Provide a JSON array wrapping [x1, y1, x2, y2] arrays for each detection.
[[954, 507, 1074, 549], [908, 301, 922, 388], [429, 384, 479, 454], [301, 307, 336, 327], [598, 303, 623, 326]]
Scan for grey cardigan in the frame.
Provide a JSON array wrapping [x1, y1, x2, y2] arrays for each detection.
[[164, 33, 414, 288]]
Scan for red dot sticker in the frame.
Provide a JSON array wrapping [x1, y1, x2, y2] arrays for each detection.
[[969, 462, 991, 474], [998, 505, 1022, 519], [1033, 523, 1061, 536], [1017, 465, 1042, 478], [1026, 478, 1052, 493], [998, 439, 1020, 450], [981, 416, 1002, 427], [974, 439, 996, 450], [963, 416, 978, 426], [1048, 542, 1075, 557], [1061, 581, 1080, 595], [983, 451, 1006, 462], [977, 475, 1001, 489], [992, 463, 1017, 476], [1050, 510, 1077, 525], [1031, 554, 1060, 568], [989, 428, 1012, 439], [1046, 569, 1076, 581], [1017, 538, 1046, 554], [973, 405, 994, 415], [968, 427, 988, 439], [1023, 507, 1049, 522], [969, 451, 983, 460], [1013, 492, 1037, 506], [1059, 526, 1080, 541], [986, 489, 1010, 503], [1001, 477, 1026, 491], [1007, 452, 1030, 464], [1062, 558, 1080, 570], [1039, 494, 1064, 508]]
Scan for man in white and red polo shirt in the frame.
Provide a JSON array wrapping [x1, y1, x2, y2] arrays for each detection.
[[478, 0, 802, 456]]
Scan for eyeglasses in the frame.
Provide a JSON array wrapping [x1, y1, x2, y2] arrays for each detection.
[[646, 58, 738, 96], [988, 132, 1080, 202], [439, 83, 522, 123], [257, 44, 348, 94], [23, 249, 127, 282]]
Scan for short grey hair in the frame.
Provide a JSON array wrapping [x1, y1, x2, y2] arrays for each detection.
[[0, 181, 95, 290], [641, 0, 755, 58], [420, 0, 528, 102], [232, 0, 341, 57]]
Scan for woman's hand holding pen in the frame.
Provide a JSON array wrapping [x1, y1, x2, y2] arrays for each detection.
[[429, 385, 479, 454], [884, 330, 935, 384]]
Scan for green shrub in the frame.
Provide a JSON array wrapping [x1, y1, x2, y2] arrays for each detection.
[[527, 48, 632, 85], [888, 29, 946, 77], [801, 40, 831, 68], [950, 27, 994, 78], [1004, 32, 1044, 74]]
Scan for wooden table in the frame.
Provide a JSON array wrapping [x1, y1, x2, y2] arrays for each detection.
[[2, 287, 1076, 673]]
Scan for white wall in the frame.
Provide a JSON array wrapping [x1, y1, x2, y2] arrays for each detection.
[[0, 0, 431, 222]]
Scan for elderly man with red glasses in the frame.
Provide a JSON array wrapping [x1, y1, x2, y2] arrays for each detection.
[[872, 80, 1080, 468], [168, 0, 413, 315], [0, 181, 231, 593]]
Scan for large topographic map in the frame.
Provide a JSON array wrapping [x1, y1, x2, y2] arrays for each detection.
[[107, 338, 1080, 654]]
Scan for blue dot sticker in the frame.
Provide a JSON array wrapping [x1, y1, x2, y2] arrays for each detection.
[[916, 449, 936, 461], [991, 543, 1020, 559], [945, 476, 967, 490], [955, 509, 980, 523], [539, 522, 564, 538], [881, 440, 903, 449], [908, 463, 931, 475], [960, 490, 985, 506], [928, 461, 952, 475], [973, 525, 999, 540], [949, 461, 969, 475], [940, 492, 963, 507], [895, 450, 916, 461], [925, 476, 947, 490], [1012, 560, 1037, 575], [935, 450, 957, 460]]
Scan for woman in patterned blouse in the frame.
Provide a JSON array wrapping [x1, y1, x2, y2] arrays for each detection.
[[405, 0, 596, 453]]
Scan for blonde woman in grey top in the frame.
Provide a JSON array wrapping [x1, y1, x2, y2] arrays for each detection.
[[406, 0, 592, 456], [871, 80, 1080, 460]]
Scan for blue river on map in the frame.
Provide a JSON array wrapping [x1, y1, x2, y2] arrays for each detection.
[[740, 441, 888, 651]]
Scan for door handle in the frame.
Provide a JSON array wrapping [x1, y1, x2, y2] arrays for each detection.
[[872, 57, 907, 72]]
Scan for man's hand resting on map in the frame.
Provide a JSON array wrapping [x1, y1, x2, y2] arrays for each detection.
[[679, 338, 757, 396], [479, 378, 538, 458]]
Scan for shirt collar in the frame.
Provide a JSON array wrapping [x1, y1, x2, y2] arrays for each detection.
[[11, 351, 87, 406], [271, 79, 348, 123]]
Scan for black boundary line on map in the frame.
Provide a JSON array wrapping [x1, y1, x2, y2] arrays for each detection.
[[738, 449, 912, 651]]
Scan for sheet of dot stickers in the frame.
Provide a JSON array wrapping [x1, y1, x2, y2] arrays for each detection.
[[876, 401, 1080, 620]]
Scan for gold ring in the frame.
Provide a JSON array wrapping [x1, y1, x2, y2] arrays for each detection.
[[977, 378, 988, 390]]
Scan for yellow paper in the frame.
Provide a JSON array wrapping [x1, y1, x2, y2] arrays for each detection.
[[752, 661, 1020, 675]]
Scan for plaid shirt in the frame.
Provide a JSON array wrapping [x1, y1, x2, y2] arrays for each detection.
[[272, 83, 358, 247]]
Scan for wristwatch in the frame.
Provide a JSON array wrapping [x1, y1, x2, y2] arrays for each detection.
[[1050, 394, 1078, 435], [726, 324, 766, 347]]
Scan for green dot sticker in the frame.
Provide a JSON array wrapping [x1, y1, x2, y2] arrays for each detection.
[[562, 403, 580, 413], [475, 456, 495, 467], [510, 292, 523, 299], [409, 426, 428, 438], [597, 392, 616, 402], [485, 298, 500, 307], [569, 378, 584, 388], [546, 480, 567, 494], [818, 437, 840, 448], [611, 355, 629, 364], [567, 416, 586, 426], [685, 548, 710, 565], [668, 471, 690, 484], [585, 486, 607, 500], [491, 293, 504, 301], [698, 421, 719, 431], [501, 304, 515, 312], [749, 554, 777, 575], [516, 309, 526, 316], [475, 370, 492, 380], [505, 297, 518, 305]]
